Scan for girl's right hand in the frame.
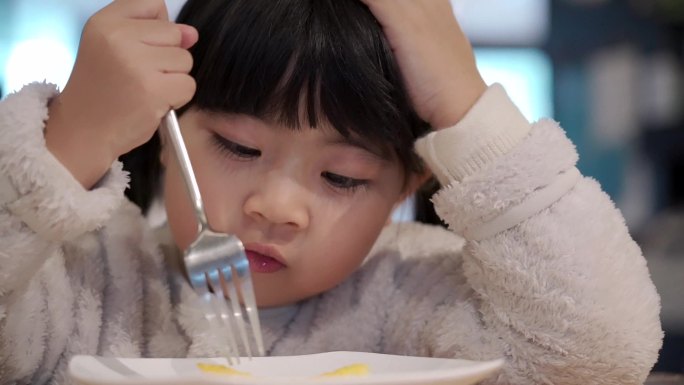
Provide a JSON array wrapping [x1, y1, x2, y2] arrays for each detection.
[[45, 0, 198, 189]]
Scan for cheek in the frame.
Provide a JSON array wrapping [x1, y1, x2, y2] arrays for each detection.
[[190, 151, 244, 234], [163, 138, 240, 251], [164, 161, 200, 251], [302, 196, 397, 292]]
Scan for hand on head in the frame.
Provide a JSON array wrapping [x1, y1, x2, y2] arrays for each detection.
[[45, 0, 198, 189], [360, 0, 486, 128]]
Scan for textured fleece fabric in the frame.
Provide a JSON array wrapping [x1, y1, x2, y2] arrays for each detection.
[[0, 82, 663, 385]]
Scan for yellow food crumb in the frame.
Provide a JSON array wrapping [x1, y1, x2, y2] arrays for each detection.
[[320, 363, 370, 377], [196, 362, 370, 378], [197, 363, 251, 376]]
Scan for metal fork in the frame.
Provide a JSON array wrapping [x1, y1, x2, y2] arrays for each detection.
[[162, 110, 265, 364]]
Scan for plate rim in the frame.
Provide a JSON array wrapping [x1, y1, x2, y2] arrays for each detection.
[[69, 351, 504, 385]]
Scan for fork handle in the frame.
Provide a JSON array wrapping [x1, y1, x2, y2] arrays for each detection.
[[162, 110, 209, 232]]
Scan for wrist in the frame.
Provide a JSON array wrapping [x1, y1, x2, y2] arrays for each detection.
[[428, 76, 487, 129], [415, 83, 532, 184], [45, 95, 117, 189]]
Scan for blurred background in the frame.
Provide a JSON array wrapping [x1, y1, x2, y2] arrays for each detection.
[[1, 0, 682, 375]]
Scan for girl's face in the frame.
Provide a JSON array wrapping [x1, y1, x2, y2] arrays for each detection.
[[162, 109, 413, 307]]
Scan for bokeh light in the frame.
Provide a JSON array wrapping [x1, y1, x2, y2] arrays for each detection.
[[4, 38, 75, 92]]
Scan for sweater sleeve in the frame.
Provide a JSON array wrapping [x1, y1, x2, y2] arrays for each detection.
[[0, 82, 128, 295], [413, 84, 663, 384], [0, 83, 129, 382]]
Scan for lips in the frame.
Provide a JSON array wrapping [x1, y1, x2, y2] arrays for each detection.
[[244, 243, 287, 273]]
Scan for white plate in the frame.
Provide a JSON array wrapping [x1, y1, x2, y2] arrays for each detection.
[[69, 351, 504, 385]]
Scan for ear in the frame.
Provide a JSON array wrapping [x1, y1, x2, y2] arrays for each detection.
[[399, 169, 432, 204], [385, 169, 432, 225]]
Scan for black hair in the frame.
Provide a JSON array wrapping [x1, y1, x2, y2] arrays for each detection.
[[121, 0, 437, 221]]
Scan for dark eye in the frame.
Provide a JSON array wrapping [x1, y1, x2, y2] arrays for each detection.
[[212, 133, 261, 160], [322, 171, 368, 191]]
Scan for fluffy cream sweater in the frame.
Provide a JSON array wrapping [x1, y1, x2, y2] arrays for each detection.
[[0, 83, 662, 385]]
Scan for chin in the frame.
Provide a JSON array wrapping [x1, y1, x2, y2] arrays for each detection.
[[253, 287, 321, 308], [255, 295, 299, 308]]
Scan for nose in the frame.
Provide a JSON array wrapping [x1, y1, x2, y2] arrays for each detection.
[[243, 174, 310, 230]]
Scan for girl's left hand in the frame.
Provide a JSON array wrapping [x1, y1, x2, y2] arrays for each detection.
[[361, 0, 487, 128]]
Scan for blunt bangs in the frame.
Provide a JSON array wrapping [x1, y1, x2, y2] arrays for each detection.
[[176, 0, 429, 172]]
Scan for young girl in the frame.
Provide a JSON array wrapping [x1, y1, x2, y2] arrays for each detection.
[[0, 0, 663, 384]]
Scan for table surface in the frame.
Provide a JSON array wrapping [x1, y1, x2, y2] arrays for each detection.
[[645, 373, 684, 384]]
